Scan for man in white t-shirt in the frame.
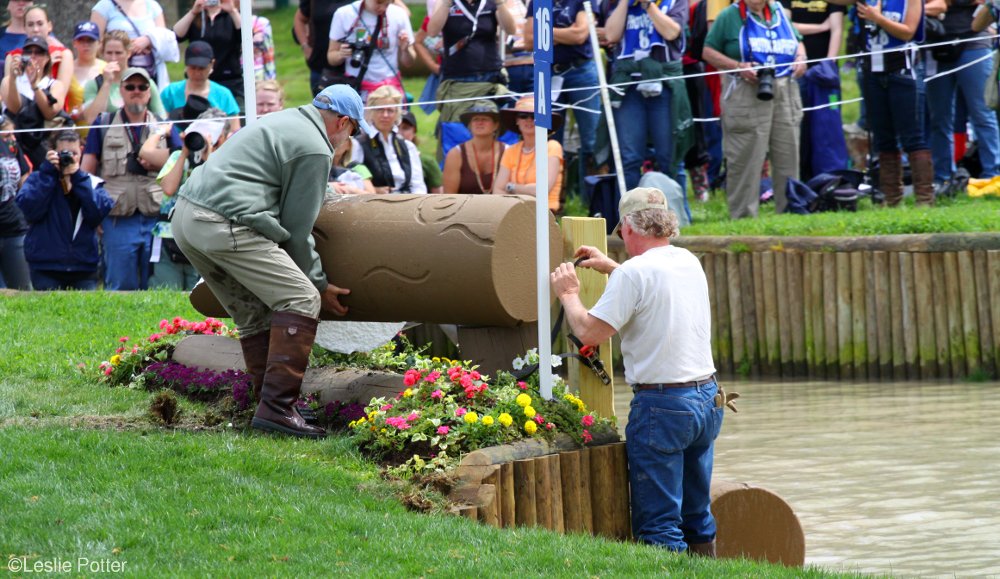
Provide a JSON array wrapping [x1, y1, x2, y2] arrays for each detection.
[[327, 0, 414, 98], [550, 186, 730, 558]]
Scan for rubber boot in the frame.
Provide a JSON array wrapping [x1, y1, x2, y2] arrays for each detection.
[[251, 312, 326, 439], [687, 540, 717, 558], [908, 149, 935, 206], [239, 330, 269, 402], [879, 151, 904, 207]]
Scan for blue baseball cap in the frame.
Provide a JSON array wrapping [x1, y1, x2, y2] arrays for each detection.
[[74, 21, 100, 41], [312, 84, 374, 137]]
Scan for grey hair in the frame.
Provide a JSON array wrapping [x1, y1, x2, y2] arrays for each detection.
[[196, 107, 235, 140], [624, 208, 679, 239]]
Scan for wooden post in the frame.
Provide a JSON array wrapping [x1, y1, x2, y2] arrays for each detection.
[[513, 459, 537, 527], [913, 252, 937, 379], [580, 447, 594, 534], [562, 217, 616, 417], [481, 472, 501, 527], [752, 253, 768, 376], [500, 461, 516, 528], [609, 442, 632, 540], [989, 251, 1000, 375], [931, 253, 951, 379], [761, 252, 780, 377], [788, 252, 807, 376], [739, 252, 761, 376], [973, 251, 996, 377], [535, 456, 553, 530], [549, 453, 564, 533], [899, 252, 919, 379], [705, 254, 719, 364], [957, 251, 982, 377], [775, 252, 793, 376], [850, 251, 867, 379], [823, 252, 839, 379], [589, 444, 618, 539], [835, 252, 853, 380], [714, 253, 733, 375], [873, 251, 892, 380], [943, 252, 967, 379], [726, 253, 746, 374], [864, 251, 880, 379], [810, 253, 826, 378], [889, 252, 905, 379], [560, 451, 584, 532]]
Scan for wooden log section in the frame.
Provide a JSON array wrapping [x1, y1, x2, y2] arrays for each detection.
[[989, 251, 1000, 375], [873, 251, 892, 380], [609, 442, 631, 540], [973, 251, 996, 377], [549, 454, 565, 533], [850, 252, 867, 379], [559, 451, 584, 533], [589, 444, 620, 539], [823, 253, 839, 379], [957, 252, 982, 376], [704, 254, 719, 364], [726, 253, 746, 374], [513, 459, 537, 527], [535, 456, 554, 530], [711, 481, 806, 567], [912, 252, 937, 379], [761, 252, 780, 377], [930, 253, 951, 379], [500, 462, 515, 528], [863, 252, 880, 379], [775, 252, 793, 376], [739, 252, 761, 376], [889, 252, 905, 380], [481, 472, 501, 528], [943, 252, 967, 378], [835, 252, 853, 380], [580, 448, 594, 534], [714, 253, 733, 375], [752, 253, 769, 376], [788, 252, 806, 376], [809, 253, 826, 378], [191, 194, 562, 326], [899, 252, 919, 379]]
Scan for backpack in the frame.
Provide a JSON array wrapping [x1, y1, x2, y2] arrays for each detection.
[[686, 0, 709, 62]]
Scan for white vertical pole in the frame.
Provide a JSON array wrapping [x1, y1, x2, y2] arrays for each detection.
[[240, 0, 257, 125], [536, 123, 553, 400], [583, 1, 626, 196]]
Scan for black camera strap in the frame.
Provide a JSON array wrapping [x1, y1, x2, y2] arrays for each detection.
[[345, 7, 385, 86]]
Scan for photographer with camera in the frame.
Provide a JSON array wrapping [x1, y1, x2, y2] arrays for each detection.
[[327, 0, 414, 100], [173, 0, 245, 104], [81, 67, 181, 291], [703, 0, 807, 218], [142, 109, 231, 290], [1, 35, 69, 169], [15, 131, 113, 290]]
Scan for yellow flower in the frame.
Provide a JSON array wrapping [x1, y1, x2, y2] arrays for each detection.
[[464, 411, 479, 424], [482, 415, 495, 426], [110, 354, 121, 366], [523, 405, 536, 419], [516, 393, 532, 407], [524, 420, 537, 435], [403, 388, 414, 398], [576, 400, 587, 412], [498, 413, 513, 427], [432, 357, 441, 363]]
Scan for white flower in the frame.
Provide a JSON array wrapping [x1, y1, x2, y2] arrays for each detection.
[[511, 357, 525, 370], [551, 355, 563, 368]]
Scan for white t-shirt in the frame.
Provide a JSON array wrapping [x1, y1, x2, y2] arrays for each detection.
[[350, 132, 427, 194], [589, 244, 716, 385], [329, 2, 414, 84]]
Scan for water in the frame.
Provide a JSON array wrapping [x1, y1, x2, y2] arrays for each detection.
[[614, 380, 1000, 577]]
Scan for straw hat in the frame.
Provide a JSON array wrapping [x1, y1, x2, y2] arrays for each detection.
[[499, 96, 563, 135]]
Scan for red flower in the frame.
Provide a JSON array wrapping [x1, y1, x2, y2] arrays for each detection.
[[534, 414, 545, 425], [581, 415, 594, 427], [582, 429, 593, 444], [518, 381, 528, 390], [546, 422, 554, 430], [403, 369, 422, 387], [425, 371, 442, 383]]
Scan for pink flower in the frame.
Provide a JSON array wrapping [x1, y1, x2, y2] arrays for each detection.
[[403, 369, 422, 387], [385, 416, 411, 430], [406, 412, 420, 422], [582, 429, 593, 444], [424, 371, 441, 383], [546, 422, 554, 430], [104, 367, 113, 376], [470, 371, 481, 380], [455, 407, 467, 417], [437, 426, 450, 435], [430, 389, 444, 400], [148, 333, 161, 343], [581, 415, 595, 427], [115, 347, 124, 354], [518, 381, 528, 390], [119, 336, 129, 343], [460, 374, 474, 389], [159, 320, 169, 330], [380, 404, 393, 411], [534, 414, 545, 425]]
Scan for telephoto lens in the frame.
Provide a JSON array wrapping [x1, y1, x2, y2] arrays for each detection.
[[184, 131, 206, 153], [756, 67, 775, 101]]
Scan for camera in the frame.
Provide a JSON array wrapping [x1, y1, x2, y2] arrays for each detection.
[[205, 0, 220, 6], [125, 152, 147, 175], [184, 131, 208, 167], [347, 39, 369, 69], [756, 67, 775, 101], [58, 150, 74, 170], [20, 54, 30, 70]]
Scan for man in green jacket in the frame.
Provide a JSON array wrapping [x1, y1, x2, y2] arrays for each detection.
[[172, 84, 373, 439]]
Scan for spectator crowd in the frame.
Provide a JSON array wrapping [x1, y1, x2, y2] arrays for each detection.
[[1, 0, 998, 292]]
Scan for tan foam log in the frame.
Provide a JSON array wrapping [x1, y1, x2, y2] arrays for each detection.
[[711, 481, 805, 566], [190, 194, 561, 327]]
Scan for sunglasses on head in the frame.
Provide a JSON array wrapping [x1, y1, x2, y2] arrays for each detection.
[[123, 83, 149, 92]]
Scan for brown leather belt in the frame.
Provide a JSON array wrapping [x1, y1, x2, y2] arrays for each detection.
[[631, 375, 717, 393]]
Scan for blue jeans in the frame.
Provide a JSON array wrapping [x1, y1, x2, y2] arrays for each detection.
[[0, 234, 31, 290], [30, 269, 98, 290], [553, 60, 601, 156], [102, 213, 157, 291], [927, 48, 1000, 180], [614, 85, 674, 190], [507, 64, 534, 95], [863, 68, 927, 153], [626, 381, 724, 550]]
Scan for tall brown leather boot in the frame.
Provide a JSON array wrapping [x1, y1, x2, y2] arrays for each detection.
[[687, 540, 717, 558], [908, 149, 935, 206], [239, 330, 270, 402], [879, 151, 903, 207], [251, 312, 326, 439]]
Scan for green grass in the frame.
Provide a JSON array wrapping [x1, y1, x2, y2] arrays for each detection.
[[0, 290, 856, 576]]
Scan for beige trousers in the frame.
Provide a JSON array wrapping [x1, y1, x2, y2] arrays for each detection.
[[721, 75, 803, 219], [171, 198, 321, 337]]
